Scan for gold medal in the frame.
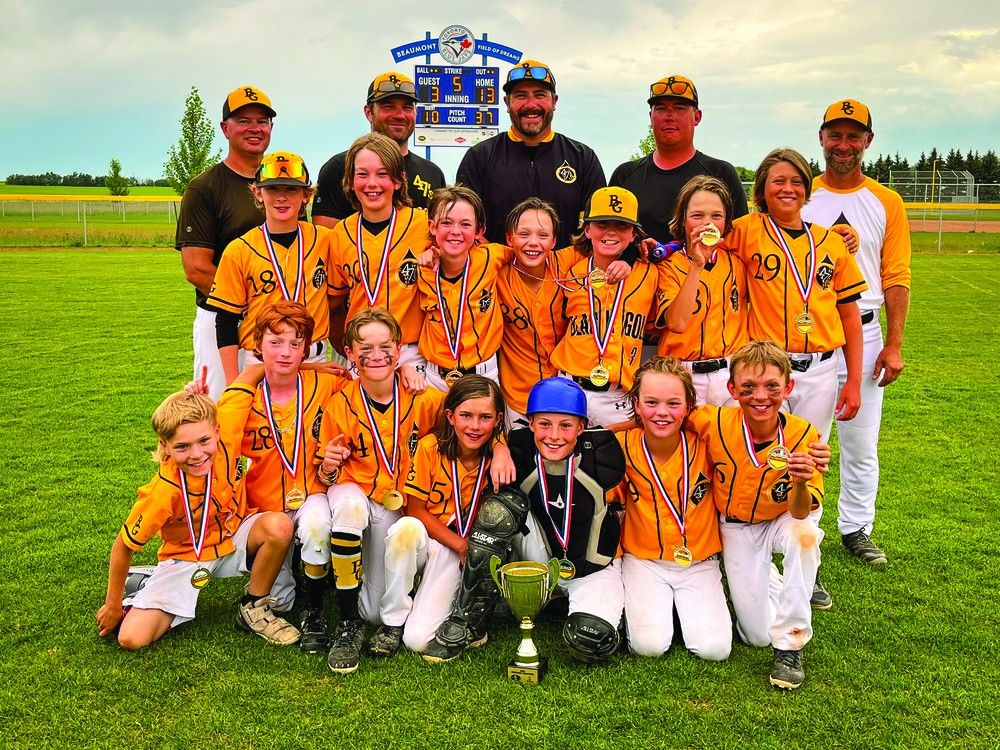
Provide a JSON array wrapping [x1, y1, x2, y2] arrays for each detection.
[[589, 365, 610, 387], [558, 557, 576, 581], [382, 488, 405, 511], [444, 369, 464, 388], [285, 487, 306, 510], [190, 567, 212, 589], [673, 546, 693, 567], [795, 311, 814, 334], [767, 445, 790, 471], [700, 225, 722, 247], [589, 268, 606, 290]]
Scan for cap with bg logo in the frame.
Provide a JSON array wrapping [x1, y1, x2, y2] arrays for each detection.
[[584, 187, 642, 228], [821, 99, 872, 132], [223, 86, 276, 119], [367, 71, 418, 103]]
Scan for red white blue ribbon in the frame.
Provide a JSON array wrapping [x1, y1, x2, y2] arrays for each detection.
[[259, 224, 304, 302], [356, 209, 397, 306], [587, 257, 626, 364], [764, 214, 815, 311], [448, 457, 488, 538], [359, 376, 400, 478], [179, 464, 213, 561], [261, 374, 303, 479], [640, 432, 690, 541], [435, 255, 471, 364], [536, 453, 575, 553], [741, 414, 785, 469]]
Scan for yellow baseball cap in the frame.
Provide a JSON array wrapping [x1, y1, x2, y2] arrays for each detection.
[[503, 59, 556, 94], [821, 99, 872, 132], [584, 187, 642, 228], [255, 152, 310, 188], [367, 71, 418, 103], [222, 85, 276, 119], [647, 75, 698, 107]]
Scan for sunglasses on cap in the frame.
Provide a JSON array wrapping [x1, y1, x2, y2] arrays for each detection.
[[374, 79, 417, 96], [507, 66, 554, 85], [257, 158, 308, 182], [649, 78, 697, 101]]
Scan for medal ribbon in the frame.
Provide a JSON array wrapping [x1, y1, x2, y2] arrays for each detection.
[[448, 457, 488, 538], [587, 258, 626, 363], [179, 464, 213, 561], [641, 433, 690, 542], [259, 224, 304, 302], [435, 256, 471, 364], [536, 453, 575, 552], [261, 374, 303, 479], [764, 214, 815, 311], [741, 414, 785, 469], [356, 209, 398, 306], [359, 376, 401, 478]]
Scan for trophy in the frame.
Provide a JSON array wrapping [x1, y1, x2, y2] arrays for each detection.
[[490, 555, 561, 684]]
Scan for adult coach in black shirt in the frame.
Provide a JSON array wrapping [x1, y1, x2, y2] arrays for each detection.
[[313, 71, 445, 227], [610, 75, 748, 243], [456, 59, 606, 249]]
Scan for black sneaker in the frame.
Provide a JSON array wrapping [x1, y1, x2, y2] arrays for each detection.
[[367, 624, 404, 657], [769, 648, 804, 689], [842, 530, 888, 564], [422, 629, 488, 664], [327, 619, 365, 674], [299, 608, 330, 654], [810, 571, 833, 610]]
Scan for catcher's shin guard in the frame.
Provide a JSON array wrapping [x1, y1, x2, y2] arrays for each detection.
[[563, 612, 620, 663]]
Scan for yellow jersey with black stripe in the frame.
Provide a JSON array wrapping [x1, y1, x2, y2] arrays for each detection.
[[207, 221, 333, 349], [316, 377, 444, 502], [404, 433, 492, 524], [328, 207, 429, 345], [416, 243, 510, 368], [725, 213, 867, 352], [549, 258, 661, 390], [218, 370, 349, 513], [687, 405, 823, 523]]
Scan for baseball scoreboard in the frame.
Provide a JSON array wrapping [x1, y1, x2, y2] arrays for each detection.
[[413, 65, 500, 148]]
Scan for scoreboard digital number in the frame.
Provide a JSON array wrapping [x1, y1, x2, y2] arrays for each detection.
[[413, 65, 500, 148]]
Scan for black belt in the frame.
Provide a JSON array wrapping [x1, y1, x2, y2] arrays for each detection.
[[572, 374, 611, 393], [788, 351, 834, 373], [438, 365, 477, 379], [691, 357, 728, 374], [861, 310, 876, 325]]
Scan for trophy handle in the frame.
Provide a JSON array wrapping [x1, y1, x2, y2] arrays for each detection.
[[546, 558, 561, 596], [489, 554, 503, 590]]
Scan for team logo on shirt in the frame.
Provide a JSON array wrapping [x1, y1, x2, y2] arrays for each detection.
[[235, 457, 248, 483], [408, 427, 419, 457], [313, 259, 327, 289], [398, 251, 419, 287], [479, 288, 493, 313], [730, 286, 739, 312], [690, 473, 710, 505], [555, 161, 577, 184], [771, 479, 791, 503], [312, 411, 323, 441], [815, 255, 835, 290]]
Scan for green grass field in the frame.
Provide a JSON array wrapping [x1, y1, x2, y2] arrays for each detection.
[[0, 184, 177, 196], [2, 250, 998, 749]]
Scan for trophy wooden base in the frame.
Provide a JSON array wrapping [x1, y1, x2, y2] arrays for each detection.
[[507, 657, 548, 684]]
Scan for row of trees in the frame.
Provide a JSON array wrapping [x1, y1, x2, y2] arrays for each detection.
[[5, 171, 170, 188]]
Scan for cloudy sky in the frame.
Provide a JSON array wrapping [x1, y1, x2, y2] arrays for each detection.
[[2, 0, 997, 183]]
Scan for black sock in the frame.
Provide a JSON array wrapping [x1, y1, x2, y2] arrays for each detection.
[[302, 574, 327, 610], [336, 586, 361, 622], [241, 592, 264, 606]]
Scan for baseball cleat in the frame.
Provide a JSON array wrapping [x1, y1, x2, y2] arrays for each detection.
[[769, 648, 805, 690], [327, 619, 365, 674], [810, 571, 833, 610], [236, 597, 301, 646], [298, 608, 330, 654], [367, 624, 404, 658], [842, 530, 888, 564], [421, 630, 488, 665]]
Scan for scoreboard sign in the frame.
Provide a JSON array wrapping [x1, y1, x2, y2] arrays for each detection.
[[413, 65, 500, 147]]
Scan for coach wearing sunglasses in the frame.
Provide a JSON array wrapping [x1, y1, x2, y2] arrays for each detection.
[[456, 59, 606, 249], [610, 75, 748, 244]]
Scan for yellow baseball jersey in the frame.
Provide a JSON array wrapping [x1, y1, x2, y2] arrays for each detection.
[[725, 213, 867, 352], [496, 246, 579, 414], [655, 250, 749, 360], [404, 434, 493, 524], [328, 207, 429, 345], [119, 405, 250, 562], [687, 405, 823, 523], [803, 175, 912, 311], [416, 243, 510, 368], [218, 370, 349, 512], [207, 221, 333, 349], [549, 259, 661, 390], [316, 378, 445, 502], [615, 428, 719, 562]]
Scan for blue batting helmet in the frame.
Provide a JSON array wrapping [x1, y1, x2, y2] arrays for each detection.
[[526, 377, 588, 419]]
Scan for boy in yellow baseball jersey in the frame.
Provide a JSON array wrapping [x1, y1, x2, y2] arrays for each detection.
[[617, 357, 731, 661], [656, 176, 748, 406], [216, 300, 350, 654], [550, 187, 661, 427], [96, 390, 300, 650], [687, 340, 827, 689], [208, 152, 333, 386], [327, 133, 430, 379], [417, 186, 508, 391]]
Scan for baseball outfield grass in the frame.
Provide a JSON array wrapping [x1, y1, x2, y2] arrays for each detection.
[[1, 249, 997, 749]]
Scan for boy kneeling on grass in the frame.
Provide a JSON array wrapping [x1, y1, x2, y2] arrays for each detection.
[[96, 390, 300, 650]]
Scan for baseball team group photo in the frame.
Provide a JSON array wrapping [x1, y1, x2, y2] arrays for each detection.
[[3, 10, 998, 749]]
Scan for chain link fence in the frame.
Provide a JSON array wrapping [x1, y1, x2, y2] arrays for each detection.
[[0, 196, 180, 247]]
